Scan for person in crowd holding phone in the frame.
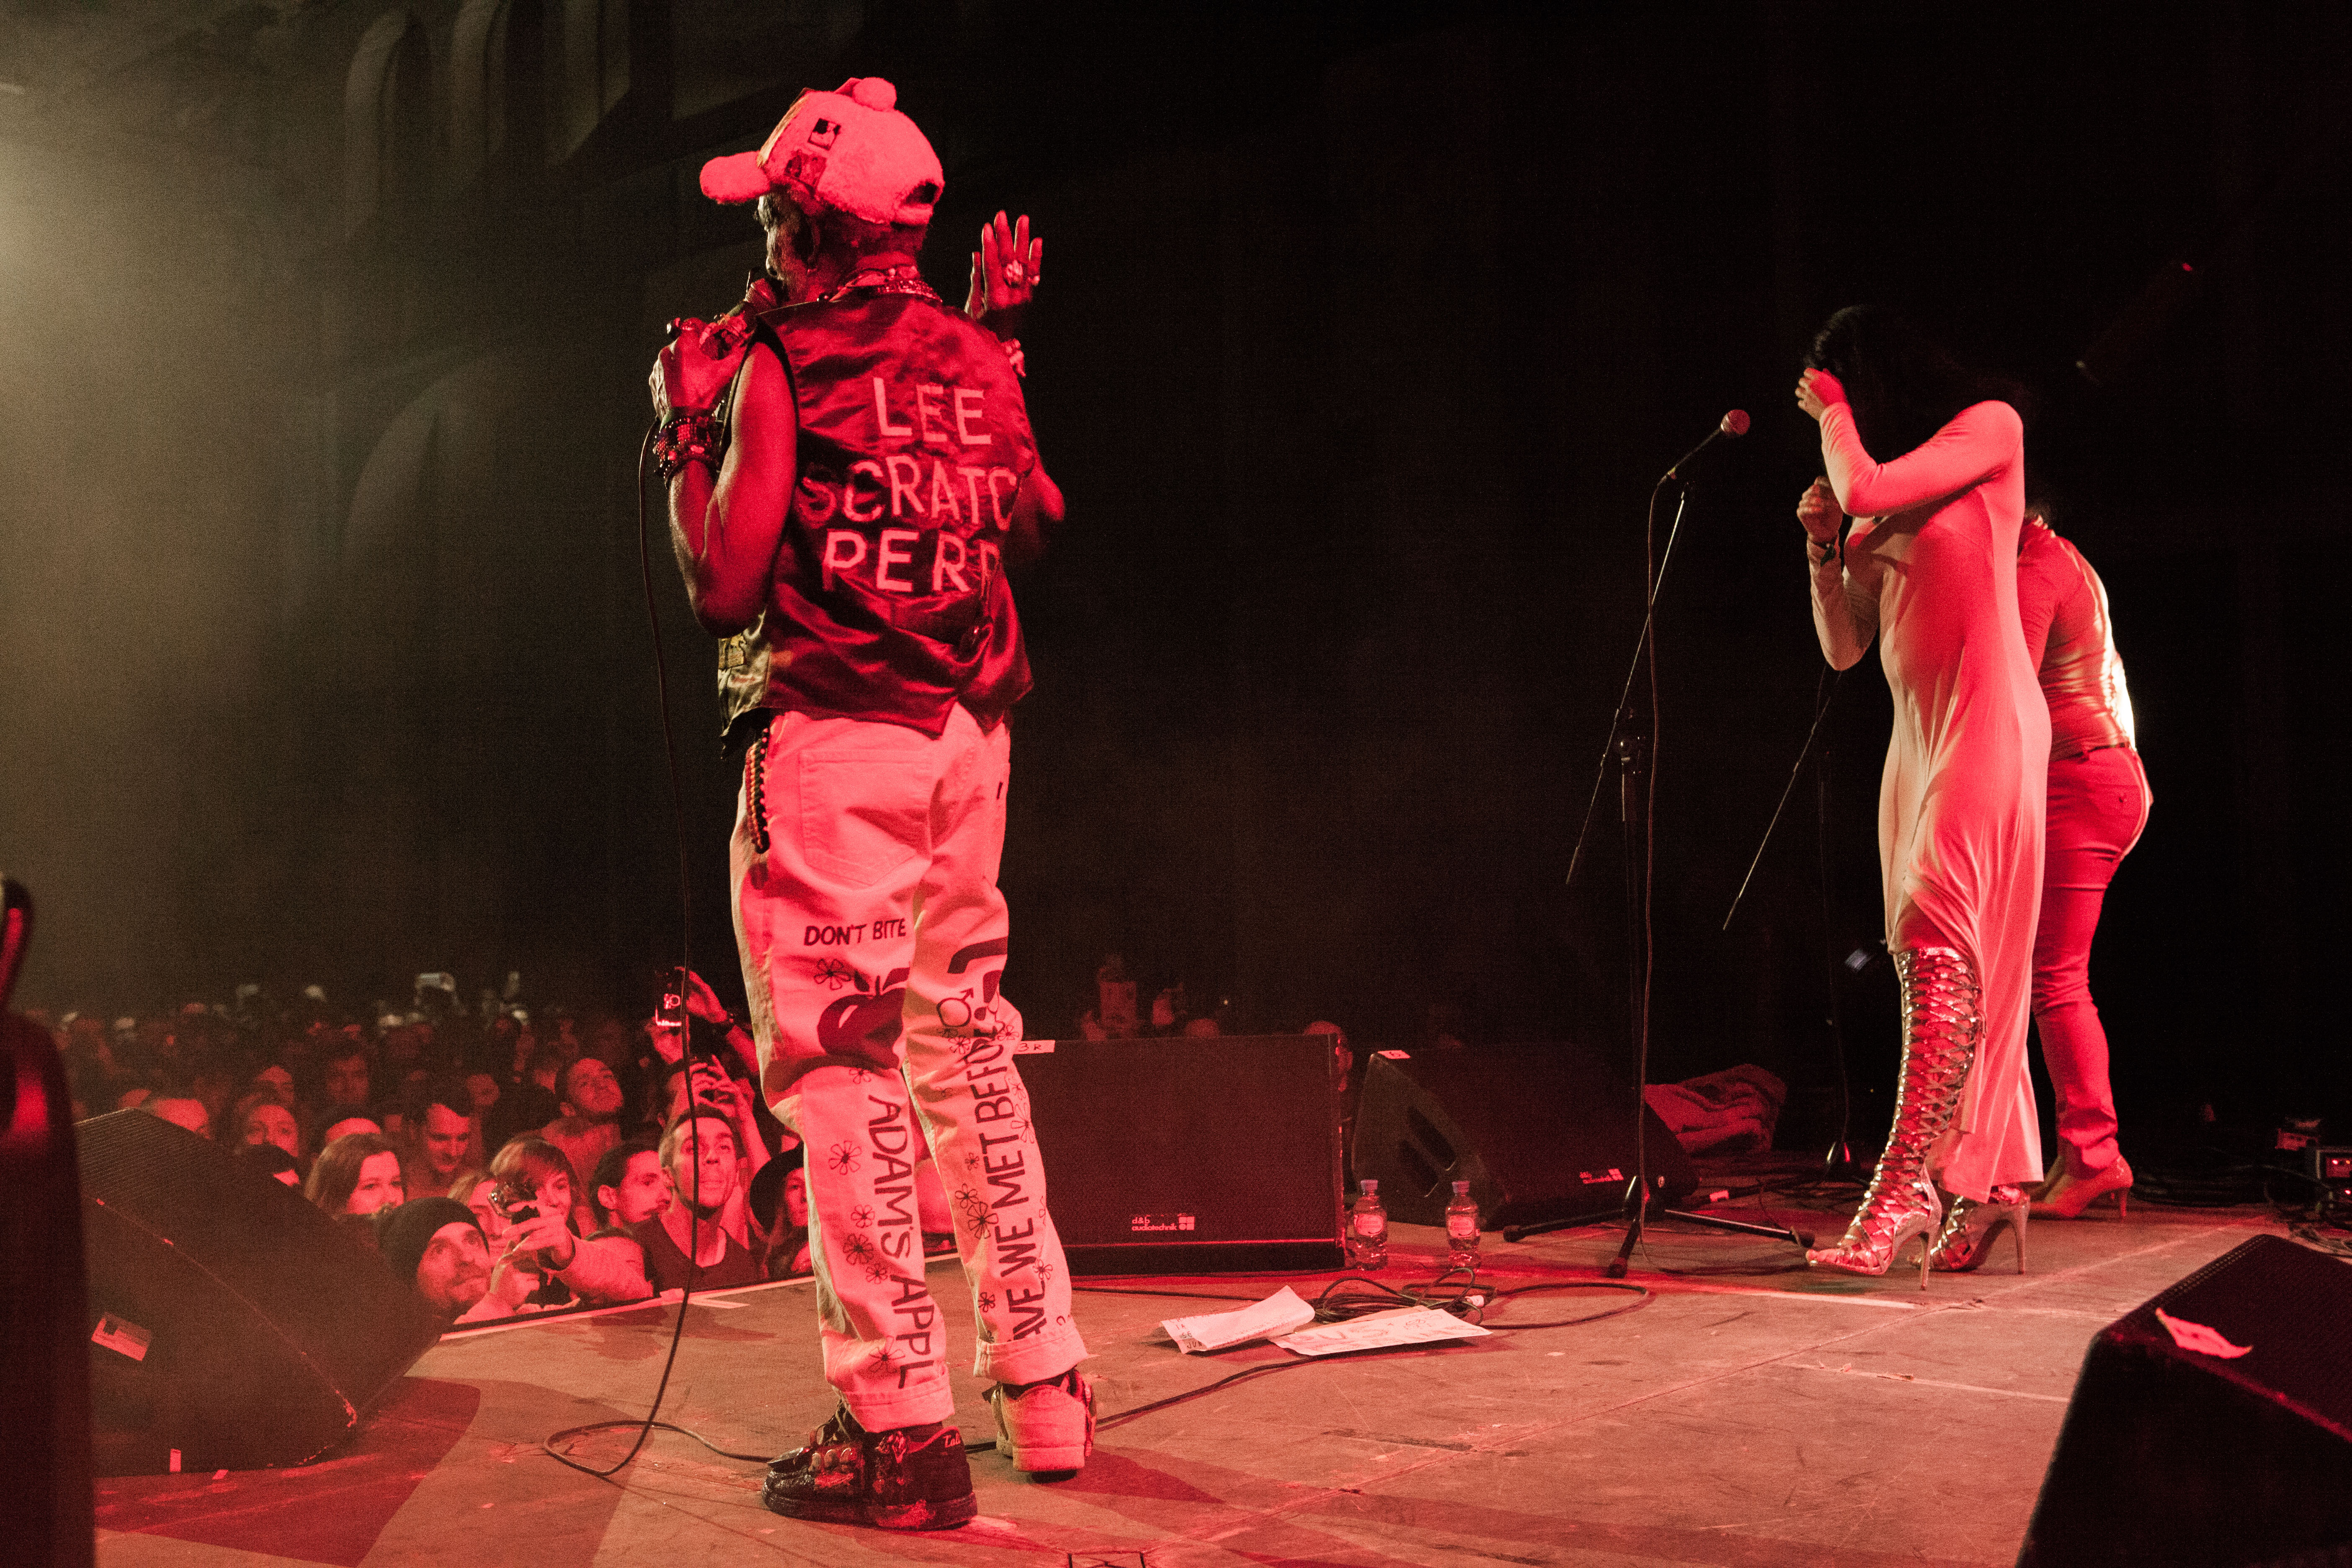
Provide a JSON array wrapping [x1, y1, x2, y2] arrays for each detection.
[[478, 1137, 654, 1307]]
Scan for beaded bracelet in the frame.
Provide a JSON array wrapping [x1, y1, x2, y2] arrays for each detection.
[[654, 410, 726, 479]]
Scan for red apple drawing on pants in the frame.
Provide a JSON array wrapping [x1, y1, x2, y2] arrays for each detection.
[[819, 966, 909, 1059]]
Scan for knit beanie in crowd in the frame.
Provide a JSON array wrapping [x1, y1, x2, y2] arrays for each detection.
[[374, 1197, 480, 1287]]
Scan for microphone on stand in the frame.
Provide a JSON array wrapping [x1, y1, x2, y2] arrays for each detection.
[[1661, 409, 1750, 483]]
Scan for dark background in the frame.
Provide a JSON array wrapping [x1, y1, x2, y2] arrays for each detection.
[[3, 2, 2344, 1149]]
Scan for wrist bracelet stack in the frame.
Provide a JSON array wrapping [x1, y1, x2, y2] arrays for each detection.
[[654, 410, 725, 479], [1807, 536, 1840, 567]]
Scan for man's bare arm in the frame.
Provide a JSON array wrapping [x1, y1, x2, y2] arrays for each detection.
[[1003, 462, 1064, 575], [667, 346, 797, 635]]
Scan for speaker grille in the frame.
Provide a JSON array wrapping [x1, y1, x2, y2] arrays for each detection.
[[1017, 1036, 1343, 1273]]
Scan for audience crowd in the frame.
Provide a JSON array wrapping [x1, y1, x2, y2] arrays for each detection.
[[39, 964, 1368, 1329], [36, 970, 924, 1327]]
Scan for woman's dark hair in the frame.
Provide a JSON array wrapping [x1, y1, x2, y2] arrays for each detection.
[[1806, 306, 2027, 462]]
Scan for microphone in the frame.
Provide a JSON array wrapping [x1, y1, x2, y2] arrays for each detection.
[[1661, 409, 1749, 482]]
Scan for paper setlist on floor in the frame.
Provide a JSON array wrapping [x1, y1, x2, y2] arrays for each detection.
[[1164, 1287, 1318, 1353], [1274, 1306, 1492, 1357]]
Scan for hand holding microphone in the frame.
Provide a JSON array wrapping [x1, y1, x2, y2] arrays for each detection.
[[649, 312, 753, 423], [1798, 477, 1844, 544]]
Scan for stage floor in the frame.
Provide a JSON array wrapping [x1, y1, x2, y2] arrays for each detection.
[[93, 1193, 2290, 1568]]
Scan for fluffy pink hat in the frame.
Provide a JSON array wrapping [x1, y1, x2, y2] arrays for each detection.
[[700, 77, 943, 226]]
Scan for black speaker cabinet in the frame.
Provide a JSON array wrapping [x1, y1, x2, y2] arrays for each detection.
[[1351, 1045, 1695, 1228], [78, 1110, 446, 1475], [1016, 1035, 1344, 1274], [2017, 1233, 2352, 1568], [3, 1011, 95, 1568]]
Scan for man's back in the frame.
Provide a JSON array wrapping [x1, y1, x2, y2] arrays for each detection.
[[720, 289, 1037, 738]]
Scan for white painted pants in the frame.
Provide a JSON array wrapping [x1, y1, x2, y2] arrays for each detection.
[[731, 705, 1086, 1428]]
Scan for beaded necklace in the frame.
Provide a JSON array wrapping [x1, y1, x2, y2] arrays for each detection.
[[825, 264, 939, 304]]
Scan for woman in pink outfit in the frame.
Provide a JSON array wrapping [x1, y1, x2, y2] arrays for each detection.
[[1792, 307, 2048, 1282], [2015, 511, 2149, 1219]]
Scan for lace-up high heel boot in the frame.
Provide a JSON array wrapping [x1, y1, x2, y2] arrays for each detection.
[[1807, 945, 1981, 1287], [1928, 1185, 2030, 1272]]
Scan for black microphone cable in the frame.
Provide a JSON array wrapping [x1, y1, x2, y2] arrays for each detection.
[[541, 419, 722, 1481]]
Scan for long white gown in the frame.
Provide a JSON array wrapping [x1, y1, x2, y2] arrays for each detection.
[[1812, 399, 2049, 1202]]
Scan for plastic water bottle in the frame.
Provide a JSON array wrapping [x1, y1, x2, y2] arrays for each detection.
[[1347, 1178, 1389, 1269], [1444, 1180, 1481, 1272]]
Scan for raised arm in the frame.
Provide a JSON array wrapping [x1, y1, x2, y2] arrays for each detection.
[[665, 345, 797, 635], [651, 301, 797, 636], [1818, 398, 2021, 519]]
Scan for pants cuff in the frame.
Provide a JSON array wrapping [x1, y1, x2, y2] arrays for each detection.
[[838, 1387, 957, 1431], [974, 1325, 1089, 1387]]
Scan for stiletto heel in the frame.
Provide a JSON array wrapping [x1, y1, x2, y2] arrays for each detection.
[[2033, 1150, 2133, 1220], [1928, 1185, 2031, 1274], [1808, 947, 1978, 1282]]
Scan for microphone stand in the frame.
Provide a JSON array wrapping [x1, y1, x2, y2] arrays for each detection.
[[1522, 450, 1809, 1264]]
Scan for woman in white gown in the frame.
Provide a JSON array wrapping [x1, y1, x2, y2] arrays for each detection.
[[1792, 307, 2048, 1283]]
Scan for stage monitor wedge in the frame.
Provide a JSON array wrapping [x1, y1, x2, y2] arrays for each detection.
[[1351, 1044, 1695, 1228], [2017, 1233, 2352, 1568], [78, 1110, 446, 1475], [1015, 1034, 1344, 1274], [3, 1004, 95, 1568]]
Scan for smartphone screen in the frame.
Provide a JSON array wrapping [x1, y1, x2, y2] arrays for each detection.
[[655, 965, 688, 1035]]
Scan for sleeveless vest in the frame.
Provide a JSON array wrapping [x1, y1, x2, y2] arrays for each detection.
[[717, 289, 1037, 737]]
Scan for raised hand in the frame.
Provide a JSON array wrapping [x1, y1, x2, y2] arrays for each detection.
[[1794, 367, 1846, 423], [965, 211, 1043, 327], [498, 1210, 578, 1272], [682, 968, 730, 1026]]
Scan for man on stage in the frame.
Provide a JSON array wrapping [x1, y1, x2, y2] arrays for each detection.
[[648, 76, 1088, 1532]]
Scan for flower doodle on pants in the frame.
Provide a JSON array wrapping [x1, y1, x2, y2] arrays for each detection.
[[954, 1185, 995, 1230], [841, 1232, 875, 1267], [827, 1140, 864, 1176], [851, 1204, 875, 1228], [814, 956, 856, 991]]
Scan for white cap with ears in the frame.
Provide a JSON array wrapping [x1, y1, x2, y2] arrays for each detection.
[[700, 77, 943, 227]]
